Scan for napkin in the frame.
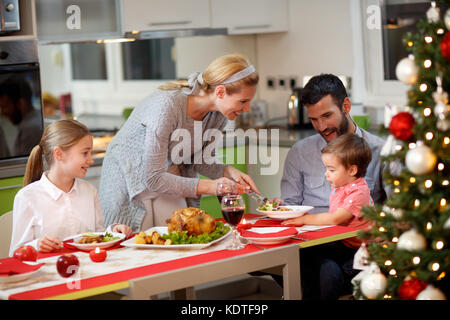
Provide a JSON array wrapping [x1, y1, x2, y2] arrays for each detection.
[[239, 227, 298, 238], [0, 258, 45, 276], [252, 219, 304, 228]]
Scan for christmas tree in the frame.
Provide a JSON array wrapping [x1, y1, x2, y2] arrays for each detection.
[[353, 1, 450, 300]]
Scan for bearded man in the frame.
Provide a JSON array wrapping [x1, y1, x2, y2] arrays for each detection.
[[279, 74, 387, 300], [281, 74, 386, 212]]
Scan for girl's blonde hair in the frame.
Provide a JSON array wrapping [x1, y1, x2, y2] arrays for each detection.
[[158, 53, 259, 94], [24, 119, 91, 186]]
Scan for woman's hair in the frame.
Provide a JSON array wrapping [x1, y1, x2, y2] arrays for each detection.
[[23, 119, 91, 186], [321, 133, 372, 178], [158, 53, 259, 94]]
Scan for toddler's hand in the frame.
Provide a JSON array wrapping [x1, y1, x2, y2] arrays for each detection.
[[281, 217, 304, 226], [112, 224, 133, 238], [38, 235, 63, 253]]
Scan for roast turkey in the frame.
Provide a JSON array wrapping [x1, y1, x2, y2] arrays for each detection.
[[166, 207, 216, 236]]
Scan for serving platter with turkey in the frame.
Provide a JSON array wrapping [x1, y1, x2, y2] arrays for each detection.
[[121, 207, 232, 250]]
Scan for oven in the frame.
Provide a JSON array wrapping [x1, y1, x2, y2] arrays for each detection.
[[0, 0, 20, 34], [0, 40, 44, 167]]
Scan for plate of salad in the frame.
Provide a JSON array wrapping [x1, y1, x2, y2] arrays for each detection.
[[122, 221, 232, 250], [63, 232, 125, 251], [257, 201, 313, 219]]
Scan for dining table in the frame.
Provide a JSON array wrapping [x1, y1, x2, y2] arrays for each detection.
[[0, 213, 360, 300]]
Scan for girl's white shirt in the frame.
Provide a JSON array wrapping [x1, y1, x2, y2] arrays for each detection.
[[9, 172, 111, 256]]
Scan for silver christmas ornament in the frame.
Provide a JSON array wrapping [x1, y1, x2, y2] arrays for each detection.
[[445, 8, 450, 31], [360, 263, 387, 299], [397, 229, 427, 251], [437, 119, 450, 131], [395, 55, 418, 85], [426, 2, 441, 23], [416, 285, 447, 300], [405, 141, 437, 175]]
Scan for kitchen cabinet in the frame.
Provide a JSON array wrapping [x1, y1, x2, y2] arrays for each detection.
[[122, 0, 211, 33], [210, 0, 288, 35], [35, 0, 122, 43], [0, 0, 37, 41], [0, 176, 23, 215]]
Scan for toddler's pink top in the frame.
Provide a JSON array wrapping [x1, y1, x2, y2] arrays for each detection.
[[329, 177, 373, 249]]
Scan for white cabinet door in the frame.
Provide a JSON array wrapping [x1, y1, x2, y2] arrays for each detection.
[[35, 0, 122, 43], [211, 0, 288, 34], [122, 0, 211, 32]]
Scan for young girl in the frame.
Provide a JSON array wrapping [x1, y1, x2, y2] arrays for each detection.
[[282, 133, 373, 299], [9, 119, 132, 255]]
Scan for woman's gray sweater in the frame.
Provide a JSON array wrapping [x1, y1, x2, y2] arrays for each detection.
[[99, 86, 228, 232]]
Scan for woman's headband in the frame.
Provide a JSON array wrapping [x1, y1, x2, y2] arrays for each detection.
[[196, 65, 256, 86]]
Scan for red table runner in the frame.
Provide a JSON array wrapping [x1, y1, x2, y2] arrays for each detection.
[[9, 244, 262, 300], [8, 214, 359, 300]]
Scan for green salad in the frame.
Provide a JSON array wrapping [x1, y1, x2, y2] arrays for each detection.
[[257, 200, 278, 211], [82, 232, 120, 242], [161, 221, 230, 245]]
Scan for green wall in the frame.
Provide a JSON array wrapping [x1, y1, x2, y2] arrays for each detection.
[[0, 176, 23, 216], [200, 145, 248, 218]]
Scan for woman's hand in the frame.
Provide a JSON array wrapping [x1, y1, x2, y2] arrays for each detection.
[[112, 224, 133, 238], [223, 165, 260, 194], [38, 235, 63, 253]]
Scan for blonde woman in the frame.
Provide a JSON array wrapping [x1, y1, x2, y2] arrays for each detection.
[[99, 53, 260, 232], [9, 120, 132, 255]]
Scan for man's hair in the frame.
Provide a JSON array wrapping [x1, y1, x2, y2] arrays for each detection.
[[321, 133, 372, 178], [300, 74, 348, 110]]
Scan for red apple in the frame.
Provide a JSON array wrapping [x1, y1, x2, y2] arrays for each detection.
[[56, 254, 79, 278], [13, 246, 38, 262]]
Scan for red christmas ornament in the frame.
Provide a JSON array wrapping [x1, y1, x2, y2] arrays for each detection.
[[398, 278, 427, 300], [441, 32, 450, 61], [389, 112, 415, 140]]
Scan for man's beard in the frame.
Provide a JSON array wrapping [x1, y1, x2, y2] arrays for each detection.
[[337, 111, 349, 136], [320, 111, 349, 139]]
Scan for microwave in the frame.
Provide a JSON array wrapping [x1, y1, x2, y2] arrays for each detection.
[[0, 0, 20, 34]]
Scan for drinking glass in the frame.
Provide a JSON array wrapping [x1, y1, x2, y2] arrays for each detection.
[[221, 194, 246, 250]]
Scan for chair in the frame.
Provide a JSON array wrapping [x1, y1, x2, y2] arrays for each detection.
[[0, 211, 13, 258]]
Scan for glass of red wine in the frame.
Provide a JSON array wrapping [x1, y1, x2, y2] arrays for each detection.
[[217, 182, 234, 204], [221, 194, 245, 250]]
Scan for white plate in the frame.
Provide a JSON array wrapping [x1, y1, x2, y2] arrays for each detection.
[[121, 226, 232, 250], [241, 227, 296, 245], [64, 232, 125, 251], [256, 205, 313, 219], [0, 262, 43, 284]]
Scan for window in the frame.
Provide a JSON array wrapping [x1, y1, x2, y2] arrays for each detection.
[[70, 39, 176, 81], [70, 43, 107, 80], [381, 0, 449, 80], [121, 39, 176, 80]]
